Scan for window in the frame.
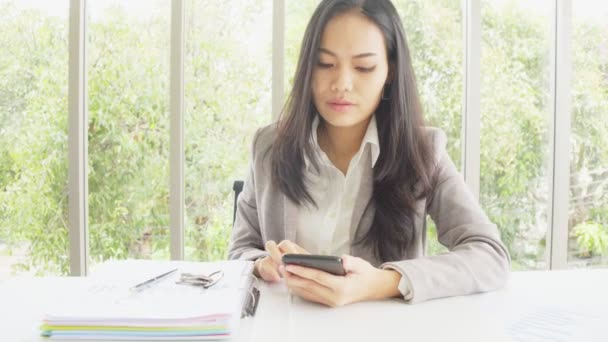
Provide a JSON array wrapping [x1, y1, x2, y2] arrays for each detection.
[[285, 0, 320, 92], [87, 0, 171, 265], [2, 1, 602, 275], [184, 0, 272, 261], [395, 0, 464, 256], [396, 0, 463, 169], [0, 0, 69, 277], [480, 0, 553, 270], [568, 0, 608, 267]]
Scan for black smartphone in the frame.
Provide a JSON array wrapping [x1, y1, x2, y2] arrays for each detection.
[[282, 254, 346, 276]]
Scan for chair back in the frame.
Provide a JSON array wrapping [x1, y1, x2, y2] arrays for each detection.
[[232, 180, 244, 226]]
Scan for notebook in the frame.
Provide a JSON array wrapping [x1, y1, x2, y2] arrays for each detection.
[[40, 259, 258, 340]]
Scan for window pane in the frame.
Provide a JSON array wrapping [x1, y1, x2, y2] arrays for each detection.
[[184, 1, 272, 261], [285, 0, 320, 92], [0, 0, 69, 277], [88, 0, 171, 265], [395, 0, 463, 256], [480, 0, 553, 270], [395, 0, 463, 170], [568, 0, 608, 267]]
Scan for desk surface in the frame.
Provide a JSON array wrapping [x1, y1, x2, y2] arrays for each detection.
[[1, 269, 607, 342]]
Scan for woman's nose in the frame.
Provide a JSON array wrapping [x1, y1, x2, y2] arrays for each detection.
[[331, 68, 353, 93]]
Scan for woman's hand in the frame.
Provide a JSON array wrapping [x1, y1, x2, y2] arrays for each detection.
[[254, 240, 309, 282], [282, 255, 402, 307]]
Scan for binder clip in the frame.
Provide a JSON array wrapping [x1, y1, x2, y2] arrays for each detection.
[[176, 270, 224, 289], [241, 273, 260, 318]]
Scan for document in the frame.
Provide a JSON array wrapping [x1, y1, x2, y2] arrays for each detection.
[[507, 304, 604, 342], [40, 259, 256, 340]]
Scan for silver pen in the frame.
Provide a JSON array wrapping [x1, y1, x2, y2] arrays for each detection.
[[131, 268, 178, 292]]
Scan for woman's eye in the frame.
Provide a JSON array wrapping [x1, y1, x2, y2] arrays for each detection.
[[317, 62, 333, 68], [356, 66, 376, 73]]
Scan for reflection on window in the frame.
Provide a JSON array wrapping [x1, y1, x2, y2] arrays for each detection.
[[480, 0, 553, 270], [569, 0, 608, 267], [87, 0, 171, 265], [184, 1, 272, 261], [0, 0, 69, 276]]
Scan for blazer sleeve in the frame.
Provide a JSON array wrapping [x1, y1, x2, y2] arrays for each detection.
[[227, 128, 269, 262], [382, 128, 511, 303]]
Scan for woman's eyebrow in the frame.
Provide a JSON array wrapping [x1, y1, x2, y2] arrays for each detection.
[[318, 47, 378, 59]]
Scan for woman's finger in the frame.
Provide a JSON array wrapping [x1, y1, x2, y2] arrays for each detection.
[[278, 240, 310, 254], [290, 286, 330, 306], [277, 240, 299, 254], [284, 264, 340, 289], [265, 240, 283, 265], [284, 268, 336, 299], [257, 257, 281, 282], [287, 280, 341, 307]]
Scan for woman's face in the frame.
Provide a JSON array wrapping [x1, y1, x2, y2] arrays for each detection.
[[312, 10, 390, 130]]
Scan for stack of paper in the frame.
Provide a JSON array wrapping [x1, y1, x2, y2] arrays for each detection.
[[40, 260, 254, 340]]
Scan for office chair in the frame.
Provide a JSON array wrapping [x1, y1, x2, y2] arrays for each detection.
[[232, 180, 244, 226]]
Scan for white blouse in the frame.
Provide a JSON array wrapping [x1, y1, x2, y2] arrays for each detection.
[[296, 115, 380, 256]]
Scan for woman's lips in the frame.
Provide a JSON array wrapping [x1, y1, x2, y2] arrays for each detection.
[[328, 100, 354, 112]]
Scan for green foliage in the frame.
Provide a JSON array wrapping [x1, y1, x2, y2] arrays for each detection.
[[569, 17, 608, 262], [0, 3, 70, 275], [183, 0, 271, 261], [395, 0, 463, 167], [572, 221, 608, 258], [478, 1, 553, 268], [285, 0, 321, 92], [86, 4, 172, 264], [425, 218, 448, 256]]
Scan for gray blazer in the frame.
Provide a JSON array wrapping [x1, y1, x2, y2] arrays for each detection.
[[228, 123, 510, 303]]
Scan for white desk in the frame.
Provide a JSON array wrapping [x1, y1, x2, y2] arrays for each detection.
[[1, 269, 607, 342]]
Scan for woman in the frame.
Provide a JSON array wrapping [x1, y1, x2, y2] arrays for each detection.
[[229, 0, 510, 306]]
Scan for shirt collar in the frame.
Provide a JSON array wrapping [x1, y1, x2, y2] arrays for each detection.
[[307, 114, 380, 169]]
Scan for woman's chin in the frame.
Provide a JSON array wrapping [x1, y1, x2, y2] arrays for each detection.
[[320, 113, 371, 130]]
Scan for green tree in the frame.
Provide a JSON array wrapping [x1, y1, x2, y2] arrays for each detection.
[[479, 1, 553, 269], [183, 0, 272, 261], [86, 4, 171, 263], [0, 3, 70, 274]]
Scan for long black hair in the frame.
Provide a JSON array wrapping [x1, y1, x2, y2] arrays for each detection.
[[271, 0, 435, 262]]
